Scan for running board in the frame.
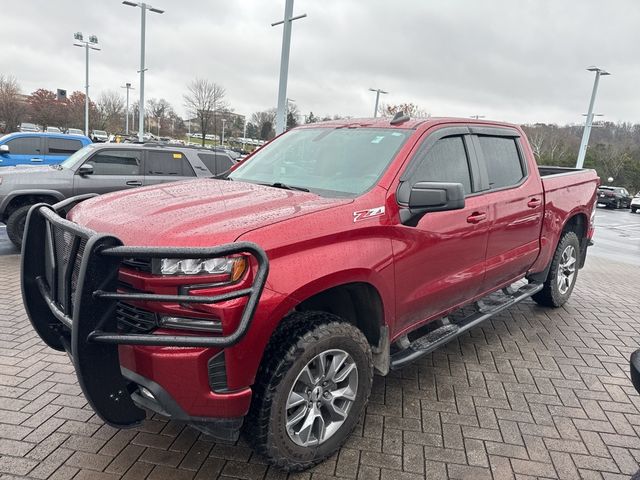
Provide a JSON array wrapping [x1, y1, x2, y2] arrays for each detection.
[[390, 282, 543, 370]]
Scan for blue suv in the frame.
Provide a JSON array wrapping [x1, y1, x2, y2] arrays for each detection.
[[0, 132, 92, 167]]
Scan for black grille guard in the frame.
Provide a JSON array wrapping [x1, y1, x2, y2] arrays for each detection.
[[20, 195, 269, 428]]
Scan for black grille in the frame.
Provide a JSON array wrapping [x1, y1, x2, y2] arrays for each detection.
[[47, 222, 86, 312], [116, 302, 157, 333], [121, 258, 152, 273], [208, 352, 230, 393]]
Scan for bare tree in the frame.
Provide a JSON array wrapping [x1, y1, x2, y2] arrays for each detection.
[[251, 109, 276, 140], [147, 98, 171, 136], [0, 75, 26, 133], [381, 102, 430, 118], [183, 79, 226, 146], [286, 101, 300, 129], [97, 90, 125, 132]]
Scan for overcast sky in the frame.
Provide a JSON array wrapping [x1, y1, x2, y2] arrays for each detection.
[[2, 0, 639, 125]]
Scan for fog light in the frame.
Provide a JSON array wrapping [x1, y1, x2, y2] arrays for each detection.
[[159, 315, 223, 333]]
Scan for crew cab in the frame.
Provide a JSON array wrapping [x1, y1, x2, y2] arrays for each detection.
[[0, 132, 91, 167], [21, 116, 599, 471]]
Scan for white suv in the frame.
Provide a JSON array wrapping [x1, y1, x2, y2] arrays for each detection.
[[631, 192, 640, 213]]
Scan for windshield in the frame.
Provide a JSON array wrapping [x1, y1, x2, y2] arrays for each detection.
[[229, 127, 410, 197], [59, 144, 97, 169], [94, 130, 107, 135]]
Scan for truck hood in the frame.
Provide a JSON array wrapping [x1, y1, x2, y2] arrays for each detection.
[[69, 179, 350, 246]]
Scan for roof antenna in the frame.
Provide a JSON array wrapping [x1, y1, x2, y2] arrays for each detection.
[[390, 111, 410, 125]]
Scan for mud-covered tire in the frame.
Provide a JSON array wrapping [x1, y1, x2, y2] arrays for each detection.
[[245, 311, 373, 471], [532, 231, 581, 308], [6, 205, 32, 248]]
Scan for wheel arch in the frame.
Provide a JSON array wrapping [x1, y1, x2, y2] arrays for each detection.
[[293, 281, 386, 347], [1, 190, 64, 222], [528, 211, 589, 283]]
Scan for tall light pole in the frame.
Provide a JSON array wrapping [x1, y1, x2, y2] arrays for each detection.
[[221, 118, 227, 146], [123, 1, 164, 142], [369, 88, 388, 117], [242, 117, 247, 151], [576, 66, 610, 168], [73, 32, 100, 136], [272, 0, 307, 136], [121, 82, 134, 134]]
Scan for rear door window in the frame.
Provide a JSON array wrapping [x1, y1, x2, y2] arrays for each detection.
[[5, 137, 41, 155], [478, 136, 525, 189], [198, 153, 234, 175], [47, 138, 83, 155], [85, 150, 142, 175], [146, 151, 195, 176]]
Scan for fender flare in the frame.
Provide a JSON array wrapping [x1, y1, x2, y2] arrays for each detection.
[[1, 189, 66, 218]]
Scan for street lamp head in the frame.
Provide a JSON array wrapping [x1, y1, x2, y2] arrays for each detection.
[[74, 32, 83, 41], [149, 7, 165, 14], [586, 66, 611, 76], [122, 1, 138, 6], [89, 35, 98, 44]]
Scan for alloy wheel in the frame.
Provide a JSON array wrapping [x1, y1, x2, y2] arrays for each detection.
[[285, 349, 359, 447], [557, 244, 577, 295]]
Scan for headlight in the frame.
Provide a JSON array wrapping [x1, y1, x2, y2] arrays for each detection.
[[152, 256, 247, 281]]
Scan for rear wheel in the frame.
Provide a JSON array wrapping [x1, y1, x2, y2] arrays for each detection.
[[246, 312, 373, 471], [532, 231, 580, 308], [6, 205, 32, 248]]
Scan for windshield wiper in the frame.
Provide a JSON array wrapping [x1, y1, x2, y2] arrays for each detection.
[[266, 182, 310, 192]]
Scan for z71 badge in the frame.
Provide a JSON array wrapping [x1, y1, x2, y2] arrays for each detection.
[[353, 206, 385, 222]]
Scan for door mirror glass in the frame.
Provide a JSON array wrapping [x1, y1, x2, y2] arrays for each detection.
[[408, 181, 465, 212], [0, 145, 9, 154], [78, 163, 94, 176]]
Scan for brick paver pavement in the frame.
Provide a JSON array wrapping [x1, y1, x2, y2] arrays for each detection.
[[1, 253, 639, 479]]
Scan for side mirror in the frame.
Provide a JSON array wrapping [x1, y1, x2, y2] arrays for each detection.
[[0, 145, 9, 154], [78, 164, 94, 176], [401, 181, 465, 225]]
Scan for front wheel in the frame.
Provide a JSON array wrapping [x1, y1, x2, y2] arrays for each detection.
[[532, 231, 580, 308], [6, 205, 32, 248], [246, 312, 373, 471]]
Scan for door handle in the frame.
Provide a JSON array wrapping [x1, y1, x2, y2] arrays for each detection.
[[126, 181, 143, 186], [30, 158, 43, 162], [527, 198, 542, 208], [466, 212, 487, 224]]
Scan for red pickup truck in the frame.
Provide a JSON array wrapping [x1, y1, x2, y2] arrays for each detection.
[[22, 116, 599, 470]]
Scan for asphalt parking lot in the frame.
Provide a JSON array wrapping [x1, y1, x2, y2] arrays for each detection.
[[0, 208, 639, 479]]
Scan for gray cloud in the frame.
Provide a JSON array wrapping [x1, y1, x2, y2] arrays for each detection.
[[2, 0, 639, 125]]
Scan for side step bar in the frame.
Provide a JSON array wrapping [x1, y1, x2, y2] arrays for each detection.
[[390, 282, 544, 370]]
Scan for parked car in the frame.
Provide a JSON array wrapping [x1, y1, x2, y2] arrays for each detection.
[[46, 126, 62, 133], [19, 122, 40, 132], [0, 143, 235, 247], [90, 129, 109, 142], [630, 192, 640, 213], [0, 132, 91, 168], [597, 185, 632, 209], [21, 117, 598, 470], [213, 146, 242, 160], [66, 128, 85, 135]]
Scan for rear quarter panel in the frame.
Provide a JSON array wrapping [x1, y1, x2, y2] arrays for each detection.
[[528, 170, 599, 274]]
